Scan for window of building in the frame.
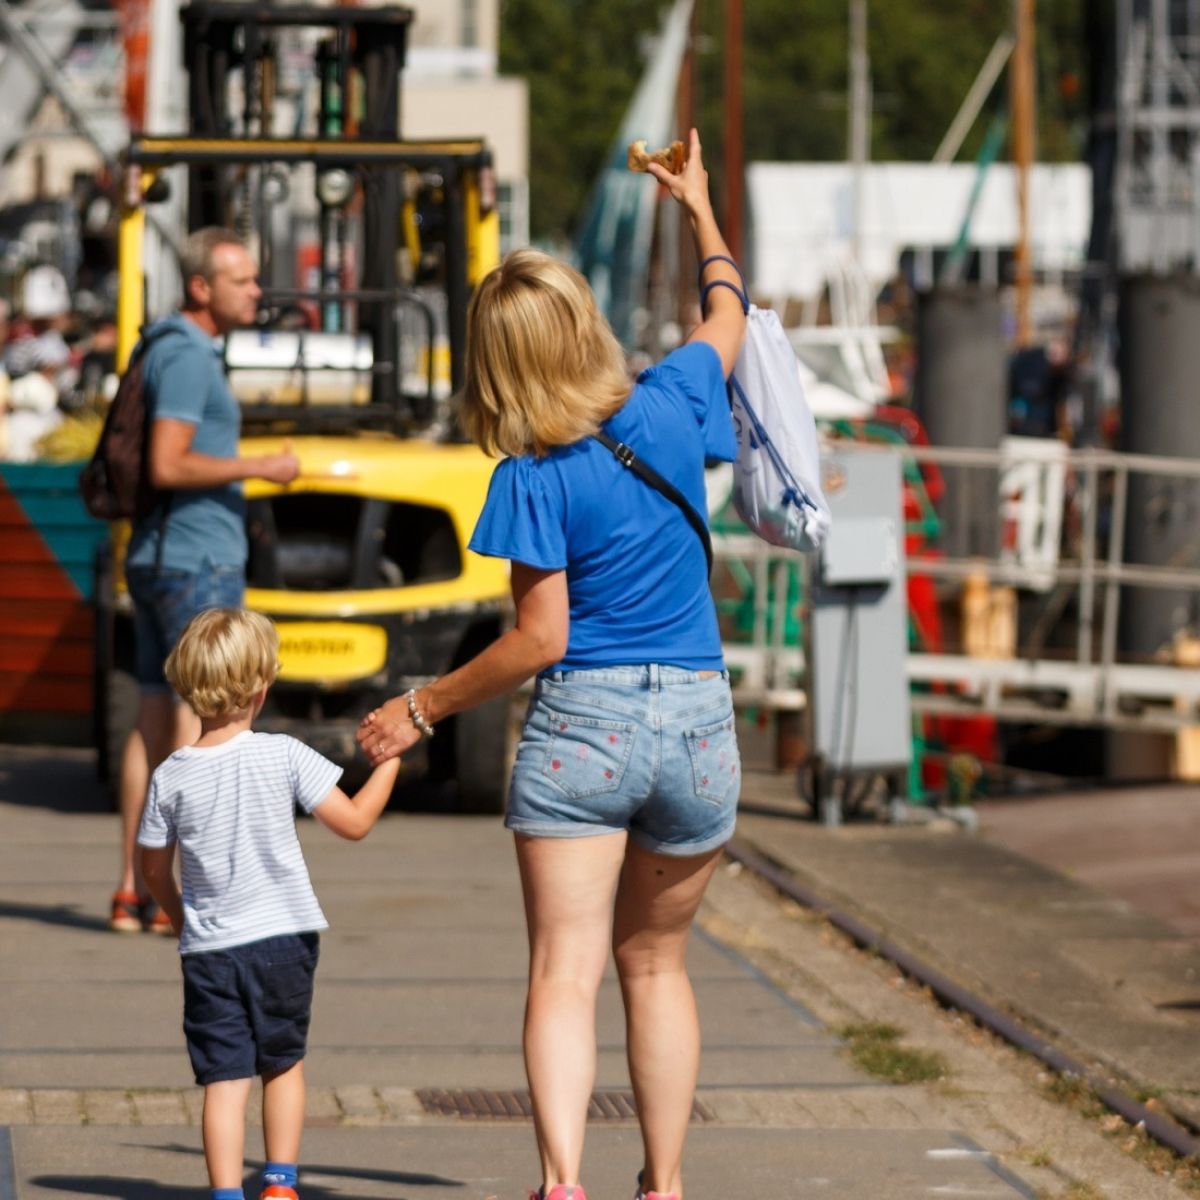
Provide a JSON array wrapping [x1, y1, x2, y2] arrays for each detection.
[[461, 0, 478, 48], [497, 178, 530, 253]]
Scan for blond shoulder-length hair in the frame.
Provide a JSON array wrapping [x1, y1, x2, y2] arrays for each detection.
[[461, 248, 631, 457]]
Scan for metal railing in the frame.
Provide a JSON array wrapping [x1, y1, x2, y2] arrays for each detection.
[[711, 530, 807, 711], [713, 440, 1200, 732]]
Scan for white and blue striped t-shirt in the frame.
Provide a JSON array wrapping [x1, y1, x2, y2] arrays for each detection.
[[138, 731, 343, 955]]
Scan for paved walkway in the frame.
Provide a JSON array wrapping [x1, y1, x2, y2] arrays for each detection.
[[982, 784, 1200, 938], [0, 746, 1041, 1199], [733, 791, 1200, 1131]]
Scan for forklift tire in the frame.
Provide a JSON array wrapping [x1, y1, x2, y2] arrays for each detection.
[[428, 686, 511, 814], [91, 542, 137, 810], [430, 620, 511, 814], [444, 694, 510, 814], [99, 667, 139, 811]]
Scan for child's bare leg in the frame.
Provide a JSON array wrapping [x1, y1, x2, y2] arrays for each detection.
[[262, 1061, 305, 1166], [203, 1078, 253, 1190]]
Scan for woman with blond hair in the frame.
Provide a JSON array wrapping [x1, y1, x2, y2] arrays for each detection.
[[358, 129, 746, 1200]]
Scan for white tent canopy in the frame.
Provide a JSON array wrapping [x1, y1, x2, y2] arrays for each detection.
[[747, 161, 1092, 303]]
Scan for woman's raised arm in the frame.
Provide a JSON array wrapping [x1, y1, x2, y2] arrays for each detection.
[[648, 127, 747, 377]]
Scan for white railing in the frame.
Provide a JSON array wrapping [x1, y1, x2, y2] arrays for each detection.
[[714, 441, 1200, 733]]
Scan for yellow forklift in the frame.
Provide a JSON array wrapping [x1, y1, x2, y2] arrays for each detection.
[[94, 2, 512, 810]]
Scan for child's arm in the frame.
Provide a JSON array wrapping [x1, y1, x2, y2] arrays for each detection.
[[140, 844, 183, 936], [311, 757, 401, 841]]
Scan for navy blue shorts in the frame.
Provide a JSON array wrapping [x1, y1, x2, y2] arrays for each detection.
[[181, 932, 319, 1086], [127, 559, 245, 692]]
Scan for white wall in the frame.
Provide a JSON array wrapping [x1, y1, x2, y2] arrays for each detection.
[[403, 76, 527, 181], [747, 162, 1092, 302], [403, 0, 498, 54], [399, 0, 527, 246]]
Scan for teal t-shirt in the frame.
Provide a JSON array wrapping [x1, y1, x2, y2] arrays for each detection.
[[468, 342, 736, 672], [126, 314, 247, 571]]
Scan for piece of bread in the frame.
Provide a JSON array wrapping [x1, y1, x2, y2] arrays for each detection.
[[627, 139, 686, 175]]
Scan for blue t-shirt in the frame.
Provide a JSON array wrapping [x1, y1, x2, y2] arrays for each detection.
[[469, 341, 736, 672], [126, 313, 247, 571]]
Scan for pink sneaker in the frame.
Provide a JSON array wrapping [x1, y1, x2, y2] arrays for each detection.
[[634, 1171, 679, 1200], [532, 1188, 587, 1200]]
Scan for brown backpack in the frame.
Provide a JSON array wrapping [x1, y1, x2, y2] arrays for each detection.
[[79, 328, 176, 521]]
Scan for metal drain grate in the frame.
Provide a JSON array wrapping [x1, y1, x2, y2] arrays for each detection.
[[416, 1088, 714, 1123]]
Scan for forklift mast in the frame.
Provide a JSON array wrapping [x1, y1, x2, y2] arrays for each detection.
[[118, 2, 499, 433]]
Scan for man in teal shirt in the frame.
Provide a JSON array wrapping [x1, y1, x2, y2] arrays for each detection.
[[110, 227, 301, 934]]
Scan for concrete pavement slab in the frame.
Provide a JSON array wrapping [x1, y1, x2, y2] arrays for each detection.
[[982, 786, 1200, 938], [0, 746, 1058, 1198], [11, 1123, 1038, 1199], [734, 810, 1200, 1108]]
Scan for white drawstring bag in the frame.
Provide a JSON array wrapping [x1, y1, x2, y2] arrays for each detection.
[[727, 304, 832, 552]]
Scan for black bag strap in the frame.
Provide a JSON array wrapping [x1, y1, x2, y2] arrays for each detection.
[[593, 430, 713, 577]]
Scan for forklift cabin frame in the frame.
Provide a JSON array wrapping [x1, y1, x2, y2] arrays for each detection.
[[117, 2, 499, 433]]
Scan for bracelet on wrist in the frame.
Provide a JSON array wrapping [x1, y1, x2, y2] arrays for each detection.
[[405, 689, 435, 740]]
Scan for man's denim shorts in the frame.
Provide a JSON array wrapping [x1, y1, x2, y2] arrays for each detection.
[[126, 560, 245, 691], [506, 665, 740, 856], [181, 932, 319, 1086]]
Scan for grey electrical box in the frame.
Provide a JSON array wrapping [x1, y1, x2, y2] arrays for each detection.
[[820, 516, 899, 586], [807, 448, 911, 824]]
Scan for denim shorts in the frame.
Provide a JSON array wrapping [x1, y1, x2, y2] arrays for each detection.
[[127, 560, 245, 691], [506, 665, 740, 856], [181, 932, 319, 1086]]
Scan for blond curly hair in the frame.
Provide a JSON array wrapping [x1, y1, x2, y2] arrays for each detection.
[[165, 608, 279, 719]]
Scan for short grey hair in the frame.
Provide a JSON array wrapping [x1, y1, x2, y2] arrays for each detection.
[[180, 227, 245, 301]]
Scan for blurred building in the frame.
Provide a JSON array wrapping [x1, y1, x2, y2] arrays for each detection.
[[747, 162, 1091, 310], [0, 3, 123, 209], [402, 0, 529, 251], [0, 0, 528, 248]]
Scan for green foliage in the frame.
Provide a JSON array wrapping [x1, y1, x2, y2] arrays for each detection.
[[499, 0, 665, 243], [501, 0, 1088, 242], [868, 1, 1011, 160]]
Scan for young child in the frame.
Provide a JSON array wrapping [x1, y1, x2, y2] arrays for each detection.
[[138, 607, 401, 1200]]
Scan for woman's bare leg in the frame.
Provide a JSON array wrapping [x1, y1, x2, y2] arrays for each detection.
[[613, 843, 723, 1198], [515, 832, 627, 1191]]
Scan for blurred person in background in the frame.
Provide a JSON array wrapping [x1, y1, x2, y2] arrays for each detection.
[[2, 335, 67, 461], [6, 265, 71, 382], [74, 313, 119, 406], [108, 226, 300, 935]]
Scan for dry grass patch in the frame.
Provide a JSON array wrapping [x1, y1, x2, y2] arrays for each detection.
[[837, 1021, 949, 1084]]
